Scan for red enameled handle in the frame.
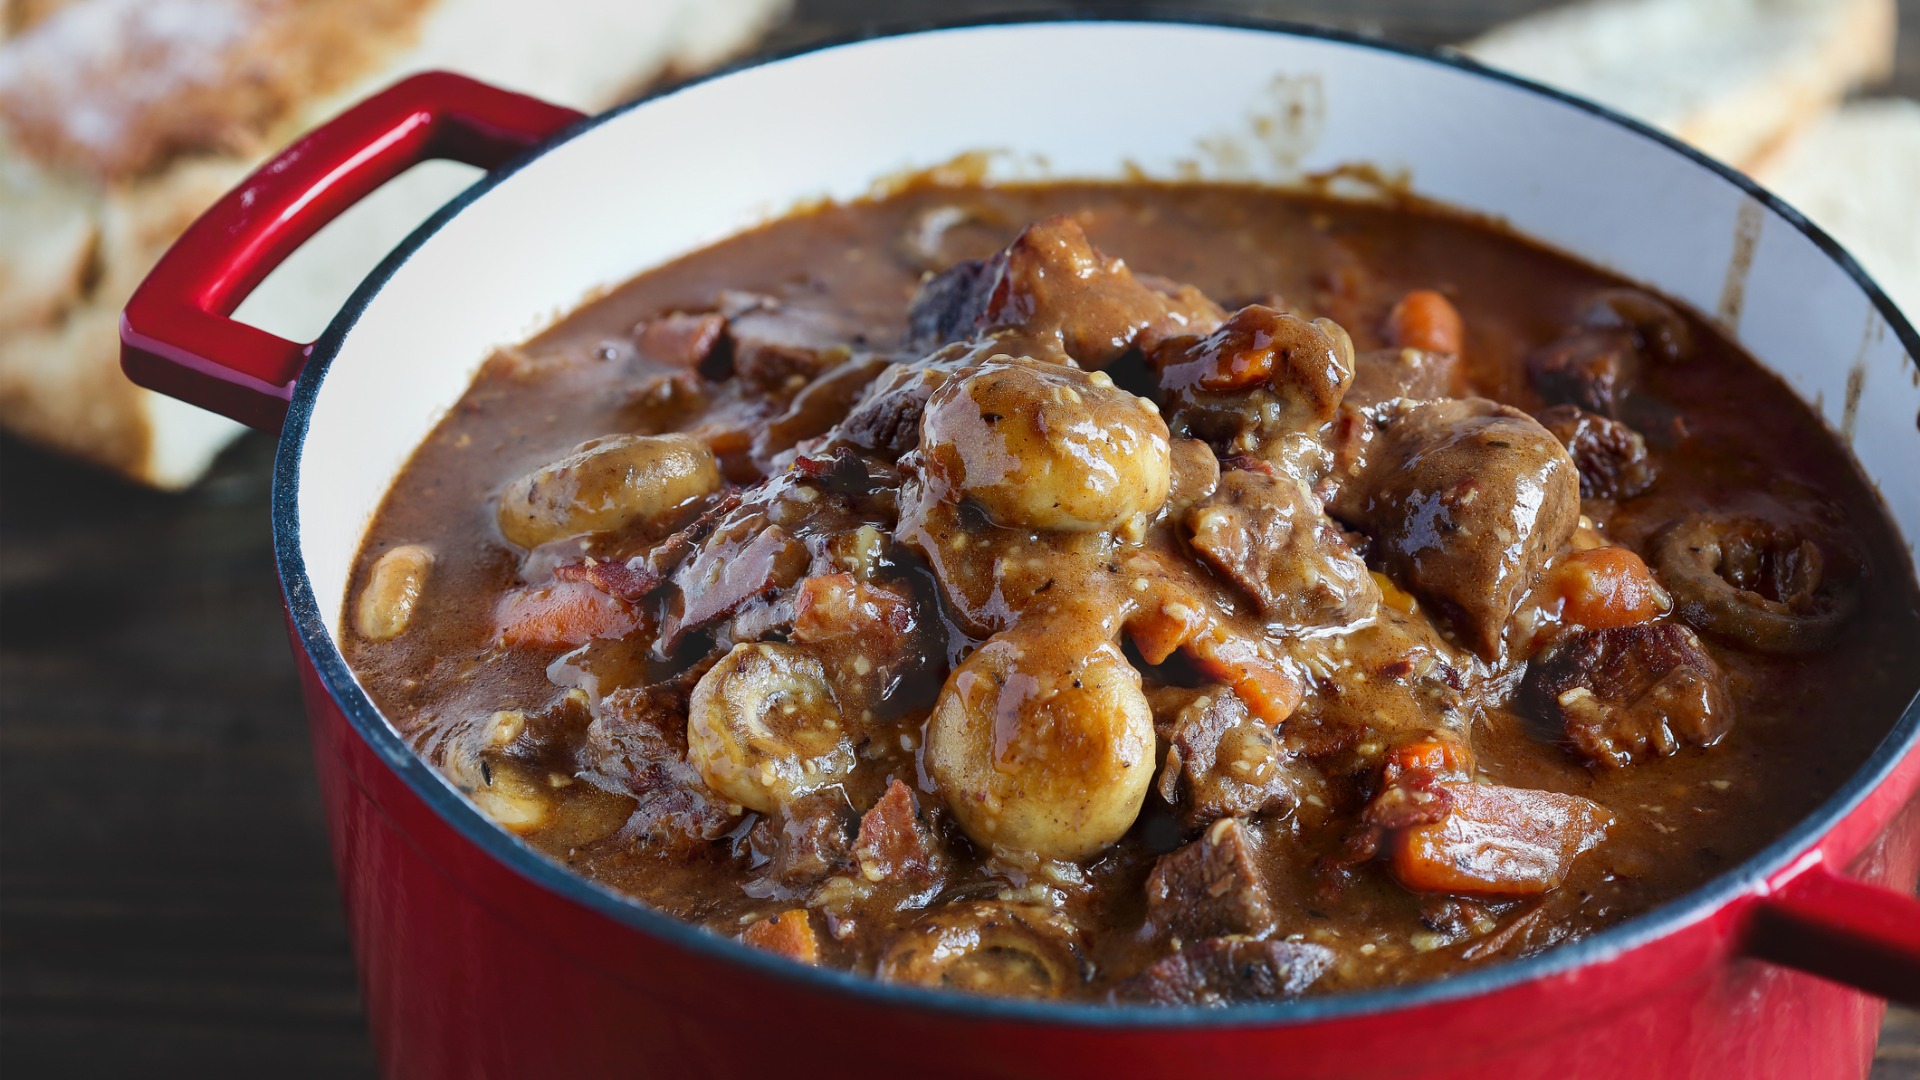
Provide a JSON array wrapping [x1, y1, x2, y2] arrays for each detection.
[[120, 71, 584, 433], [1748, 855, 1920, 1005]]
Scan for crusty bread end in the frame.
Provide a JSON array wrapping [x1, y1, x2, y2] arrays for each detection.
[[0, 0, 788, 489]]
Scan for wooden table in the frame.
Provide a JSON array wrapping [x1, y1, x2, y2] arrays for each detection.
[[2, 1, 1915, 1075]]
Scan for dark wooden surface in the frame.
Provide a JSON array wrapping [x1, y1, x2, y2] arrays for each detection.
[[2, 2, 1915, 1076]]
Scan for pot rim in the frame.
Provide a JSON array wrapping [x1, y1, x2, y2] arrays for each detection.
[[270, 10, 1920, 1029]]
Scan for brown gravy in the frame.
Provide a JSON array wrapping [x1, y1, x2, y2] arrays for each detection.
[[343, 182, 1920, 1002]]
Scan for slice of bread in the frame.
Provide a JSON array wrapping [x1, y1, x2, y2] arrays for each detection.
[[0, 0, 788, 488], [1463, 0, 1896, 169], [1752, 97, 1920, 320]]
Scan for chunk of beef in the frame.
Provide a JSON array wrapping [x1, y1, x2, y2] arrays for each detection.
[[907, 255, 999, 349], [1527, 327, 1638, 417], [820, 360, 956, 461], [1344, 346, 1459, 407], [1150, 306, 1356, 451], [1155, 305, 1353, 409], [1185, 468, 1379, 628], [789, 449, 905, 516], [791, 574, 936, 721], [613, 763, 740, 855], [1144, 817, 1276, 942], [633, 310, 728, 372], [718, 291, 861, 392], [1157, 689, 1304, 828], [751, 789, 855, 888], [754, 355, 890, 462], [1533, 404, 1656, 500], [1388, 782, 1613, 898], [1332, 398, 1579, 659], [1285, 613, 1475, 761], [1527, 622, 1733, 767], [1115, 937, 1335, 1006], [904, 215, 1218, 367], [1135, 275, 1231, 351], [658, 511, 810, 653], [1583, 288, 1693, 365], [579, 683, 737, 857], [852, 779, 939, 888]]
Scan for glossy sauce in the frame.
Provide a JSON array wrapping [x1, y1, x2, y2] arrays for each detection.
[[344, 183, 1920, 1000]]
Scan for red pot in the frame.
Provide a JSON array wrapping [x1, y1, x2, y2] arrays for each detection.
[[120, 18, 1920, 1079]]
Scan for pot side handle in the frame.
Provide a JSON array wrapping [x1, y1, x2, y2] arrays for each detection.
[[1747, 857, 1920, 1005], [120, 71, 584, 432]]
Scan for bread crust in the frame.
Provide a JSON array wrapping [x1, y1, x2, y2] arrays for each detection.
[[0, 0, 433, 182], [0, 0, 789, 487]]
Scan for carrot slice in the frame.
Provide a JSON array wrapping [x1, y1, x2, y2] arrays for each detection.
[[1383, 736, 1474, 782], [741, 909, 820, 964], [1371, 571, 1418, 614], [1186, 635, 1303, 725], [494, 581, 641, 649], [1125, 588, 1207, 666], [1551, 546, 1666, 630], [1387, 289, 1465, 355], [1389, 782, 1612, 899]]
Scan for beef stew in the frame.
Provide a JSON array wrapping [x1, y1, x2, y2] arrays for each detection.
[[342, 181, 1920, 1004]]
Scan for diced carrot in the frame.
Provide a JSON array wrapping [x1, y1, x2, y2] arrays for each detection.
[[494, 581, 641, 649], [1232, 661, 1305, 726], [1179, 309, 1282, 392], [1186, 635, 1303, 725], [741, 909, 820, 964], [1388, 782, 1612, 899], [1125, 588, 1207, 665], [1195, 339, 1276, 392], [1371, 571, 1418, 614], [1387, 289, 1465, 355], [688, 419, 752, 457], [1383, 736, 1475, 782], [1551, 546, 1665, 630]]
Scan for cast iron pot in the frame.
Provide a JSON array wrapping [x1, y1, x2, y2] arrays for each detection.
[[119, 17, 1920, 1080]]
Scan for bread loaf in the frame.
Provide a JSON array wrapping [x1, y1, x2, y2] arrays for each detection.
[[0, 0, 788, 488]]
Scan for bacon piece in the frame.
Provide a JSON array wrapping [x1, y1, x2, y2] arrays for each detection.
[[635, 311, 728, 371], [852, 779, 938, 888], [552, 558, 663, 602], [493, 581, 641, 649]]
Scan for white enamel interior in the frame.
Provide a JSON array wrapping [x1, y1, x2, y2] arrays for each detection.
[[296, 21, 1920, 655]]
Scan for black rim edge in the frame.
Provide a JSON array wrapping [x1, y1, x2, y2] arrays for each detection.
[[271, 10, 1920, 1032]]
